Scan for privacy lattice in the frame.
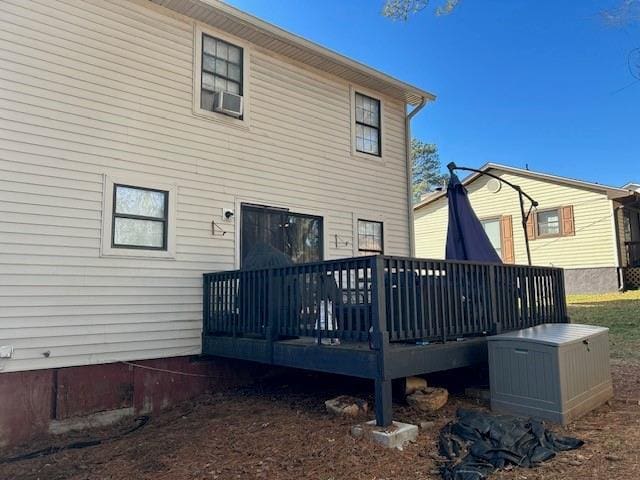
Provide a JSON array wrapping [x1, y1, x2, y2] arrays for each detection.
[[623, 267, 640, 289]]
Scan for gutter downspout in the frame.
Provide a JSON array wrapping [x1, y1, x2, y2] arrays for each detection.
[[613, 204, 625, 291], [405, 96, 429, 257]]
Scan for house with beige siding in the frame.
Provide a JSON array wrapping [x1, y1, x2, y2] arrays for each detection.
[[0, 0, 435, 444], [414, 164, 640, 294]]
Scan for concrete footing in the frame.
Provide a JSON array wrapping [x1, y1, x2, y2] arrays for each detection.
[[352, 420, 419, 450]]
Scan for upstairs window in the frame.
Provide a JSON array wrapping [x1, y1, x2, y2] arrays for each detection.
[[200, 34, 243, 112], [358, 219, 383, 254], [112, 185, 168, 250], [355, 93, 381, 156]]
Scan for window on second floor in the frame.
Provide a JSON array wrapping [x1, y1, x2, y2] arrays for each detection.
[[358, 219, 383, 254], [200, 33, 243, 112], [355, 92, 381, 156]]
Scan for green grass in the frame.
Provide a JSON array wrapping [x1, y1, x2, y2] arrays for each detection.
[[567, 290, 640, 362]]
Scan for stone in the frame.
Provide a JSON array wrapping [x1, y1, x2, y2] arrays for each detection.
[[361, 420, 418, 450], [325, 395, 368, 418], [419, 420, 436, 430], [405, 376, 428, 395], [350, 425, 364, 438], [406, 387, 448, 412]]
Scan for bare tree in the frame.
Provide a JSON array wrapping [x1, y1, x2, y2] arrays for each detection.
[[601, 0, 640, 27], [382, 0, 460, 20]]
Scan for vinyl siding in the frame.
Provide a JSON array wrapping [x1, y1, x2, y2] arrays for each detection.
[[414, 170, 618, 268], [0, 0, 410, 373]]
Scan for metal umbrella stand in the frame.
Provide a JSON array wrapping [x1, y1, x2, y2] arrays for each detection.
[[446, 162, 538, 266]]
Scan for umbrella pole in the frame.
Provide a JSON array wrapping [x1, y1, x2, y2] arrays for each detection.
[[447, 162, 537, 266], [518, 190, 532, 266]]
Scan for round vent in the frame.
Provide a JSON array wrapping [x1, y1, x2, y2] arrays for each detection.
[[486, 178, 502, 193]]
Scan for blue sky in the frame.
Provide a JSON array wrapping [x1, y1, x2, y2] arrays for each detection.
[[227, 0, 639, 187]]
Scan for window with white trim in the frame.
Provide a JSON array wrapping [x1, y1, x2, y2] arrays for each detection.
[[354, 92, 381, 156], [200, 33, 243, 113], [112, 185, 168, 250], [480, 218, 502, 258], [358, 219, 383, 253], [101, 175, 176, 258]]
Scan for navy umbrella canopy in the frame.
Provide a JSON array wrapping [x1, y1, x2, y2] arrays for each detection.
[[445, 173, 502, 263]]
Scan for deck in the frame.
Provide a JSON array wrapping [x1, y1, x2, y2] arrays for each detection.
[[202, 255, 567, 426]]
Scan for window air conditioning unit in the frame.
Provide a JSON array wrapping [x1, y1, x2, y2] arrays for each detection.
[[214, 91, 243, 117]]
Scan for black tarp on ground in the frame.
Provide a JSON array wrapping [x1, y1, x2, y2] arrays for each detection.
[[439, 409, 584, 480]]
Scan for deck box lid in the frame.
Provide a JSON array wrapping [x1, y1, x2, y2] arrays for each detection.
[[488, 323, 608, 346]]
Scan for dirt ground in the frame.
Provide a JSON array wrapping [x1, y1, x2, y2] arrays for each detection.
[[1, 361, 639, 480]]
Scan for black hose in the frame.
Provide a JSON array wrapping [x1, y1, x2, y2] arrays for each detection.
[[0, 415, 149, 465]]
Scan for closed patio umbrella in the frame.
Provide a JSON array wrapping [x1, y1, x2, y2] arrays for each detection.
[[241, 242, 294, 270], [445, 173, 502, 263]]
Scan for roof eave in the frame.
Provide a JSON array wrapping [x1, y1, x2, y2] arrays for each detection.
[[149, 0, 435, 106]]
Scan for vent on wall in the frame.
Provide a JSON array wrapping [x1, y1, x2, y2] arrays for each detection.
[[486, 178, 502, 193]]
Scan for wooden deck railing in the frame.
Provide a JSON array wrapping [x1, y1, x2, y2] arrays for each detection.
[[203, 255, 567, 345]]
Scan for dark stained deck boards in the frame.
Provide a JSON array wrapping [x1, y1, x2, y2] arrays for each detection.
[[203, 334, 488, 380]]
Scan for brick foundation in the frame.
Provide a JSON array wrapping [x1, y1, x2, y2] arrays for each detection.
[[0, 356, 258, 449]]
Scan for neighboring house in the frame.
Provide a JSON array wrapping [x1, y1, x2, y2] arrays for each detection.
[[414, 163, 640, 294], [0, 0, 434, 444]]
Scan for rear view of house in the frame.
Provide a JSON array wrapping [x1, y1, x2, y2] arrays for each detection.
[[414, 163, 640, 293], [0, 0, 435, 445], [0, 0, 571, 447]]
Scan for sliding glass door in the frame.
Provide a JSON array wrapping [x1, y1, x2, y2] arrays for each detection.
[[240, 204, 323, 267]]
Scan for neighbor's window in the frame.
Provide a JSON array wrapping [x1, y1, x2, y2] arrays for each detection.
[[481, 218, 502, 258], [537, 209, 561, 237], [200, 33, 243, 111], [112, 185, 168, 250], [358, 219, 383, 253], [355, 93, 381, 156]]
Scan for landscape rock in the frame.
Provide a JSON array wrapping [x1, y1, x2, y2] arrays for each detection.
[[405, 376, 428, 395], [325, 395, 368, 418], [406, 387, 448, 412], [419, 420, 436, 430]]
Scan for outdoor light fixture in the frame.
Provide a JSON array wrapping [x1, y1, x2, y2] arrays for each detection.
[[447, 162, 539, 266]]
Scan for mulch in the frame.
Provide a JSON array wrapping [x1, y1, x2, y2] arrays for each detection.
[[1, 362, 639, 480]]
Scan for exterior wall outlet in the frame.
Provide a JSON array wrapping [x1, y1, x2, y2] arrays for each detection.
[[0, 345, 14, 358]]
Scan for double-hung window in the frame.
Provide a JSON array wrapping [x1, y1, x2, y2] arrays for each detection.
[[200, 33, 243, 112], [112, 185, 168, 250], [357, 219, 383, 254], [537, 209, 561, 237], [355, 93, 381, 156]]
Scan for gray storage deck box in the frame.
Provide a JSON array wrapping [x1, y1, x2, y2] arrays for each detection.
[[488, 323, 613, 424]]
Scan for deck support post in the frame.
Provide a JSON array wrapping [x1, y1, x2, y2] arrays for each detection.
[[374, 377, 393, 427], [371, 255, 392, 427], [489, 265, 502, 334]]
